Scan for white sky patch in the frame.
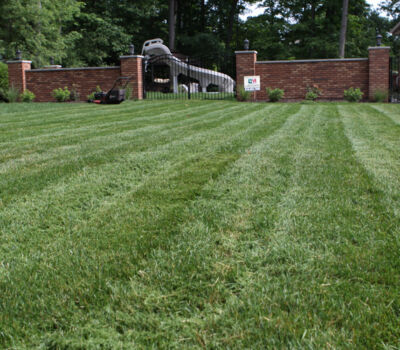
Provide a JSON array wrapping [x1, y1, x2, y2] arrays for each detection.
[[240, 0, 385, 20]]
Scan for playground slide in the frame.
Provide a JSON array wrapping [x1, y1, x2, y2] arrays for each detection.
[[142, 39, 235, 93]]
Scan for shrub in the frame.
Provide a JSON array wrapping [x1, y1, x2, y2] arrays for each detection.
[[344, 87, 363, 102], [237, 86, 251, 102], [305, 85, 322, 101], [266, 87, 284, 102], [0, 62, 8, 91], [20, 89, 35, 103], [87, 85, 102, 101], [373, 89, 388, 103], [70, 84, 80, 102], [125, 84, 133, 100], [52, 87, 70, 102], [2, 85, 20, 103]]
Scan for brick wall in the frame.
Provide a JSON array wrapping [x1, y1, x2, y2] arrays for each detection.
[[236, 47, 390, 102], [26, 67, 120, 102], [7, 55, 144, 102], [255, 59, 369, 101]]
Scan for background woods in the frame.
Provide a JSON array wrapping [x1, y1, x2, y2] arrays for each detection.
[[0, 0, 399, 68]]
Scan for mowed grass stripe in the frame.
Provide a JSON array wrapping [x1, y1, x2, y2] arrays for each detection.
[[0, 104, 299, 347], [0, 100, 168, 124], [0, 101, 207, 141], [0, 102, 232, 164], [0, 102, 264, 201], [369, 103, 400, 126], [340, 104, 400, 217]]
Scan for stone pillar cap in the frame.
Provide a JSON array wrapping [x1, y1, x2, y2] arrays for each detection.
[[120, 55, 144, 59], [6, 60, 32, 64], [368, 46, 390, 50], [235, 51, 258, 54]]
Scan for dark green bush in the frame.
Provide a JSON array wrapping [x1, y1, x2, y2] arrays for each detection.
[[344, 87, 363, 102], [1, 85, 20, 102], [52, 87, 71, 102], [305, 85, 322, 101], [20, 89, 36, 103], [87, 85, 102, 101], [373, 89, 388, 103], [237, 86, 251, 102], [266, 87, 284, 102], [0, 62, 8, 91]]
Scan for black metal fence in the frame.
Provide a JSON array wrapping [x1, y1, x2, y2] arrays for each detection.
[[390, 56, 400, 103], [143, 54, 236, 100]]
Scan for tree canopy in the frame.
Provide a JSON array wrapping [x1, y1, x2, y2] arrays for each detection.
[[0, 0, 397, 68]]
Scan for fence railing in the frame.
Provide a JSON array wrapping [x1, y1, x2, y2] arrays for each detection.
[[143, 54, 236, 100], [389, 56, 399, 103]]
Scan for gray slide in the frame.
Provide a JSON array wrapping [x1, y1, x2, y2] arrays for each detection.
[[142, 38, 235, 93]]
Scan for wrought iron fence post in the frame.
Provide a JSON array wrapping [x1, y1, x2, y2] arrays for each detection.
[[142, 57, 147, 99], [186, 57, 191, 100]]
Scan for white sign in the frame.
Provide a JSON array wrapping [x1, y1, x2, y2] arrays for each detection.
[[244, 76, 260, 91]]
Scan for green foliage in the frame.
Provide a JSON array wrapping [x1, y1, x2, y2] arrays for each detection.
[[0, 62, 8, 91], [124, 84, 133, 100], [305, 85, 322, 101], [52, 87, 71, 102], [373, 89, 388, 102], [266, 87, 284, 102], [2, 85, 20, 102], [0, 0, 391, 69], [20, 89, 35, 103], [70, 84, 80, 101], [0, 0, 82, 67], [237, 86, 251, 101], [87, 85, 102, 101], [344, 87, 364, 102]]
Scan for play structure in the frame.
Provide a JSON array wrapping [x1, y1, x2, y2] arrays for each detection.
[[141, 38, 235, 93]]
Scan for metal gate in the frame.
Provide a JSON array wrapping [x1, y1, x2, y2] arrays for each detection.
[[390, 56, 400, 103], [143, 54, 236, 100]]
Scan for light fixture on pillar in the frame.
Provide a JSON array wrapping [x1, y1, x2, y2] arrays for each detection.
[[15, 49, 22, 60], [376, 34, 382, 46], [50, 57, 55, 65], [244, 39, 249, 50], [129, 44, 135, 55]]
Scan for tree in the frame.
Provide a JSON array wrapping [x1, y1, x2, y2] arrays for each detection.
[[0, 0, 82, 67], [169, 0, 177, 51], [339, 0, 349, 58]]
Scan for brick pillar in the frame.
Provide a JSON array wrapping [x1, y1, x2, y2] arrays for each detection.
[[120, 55, 143, 100], [368, 46, 390, 101], [6, 60, 32, 93], [235, 50, 258, 101]]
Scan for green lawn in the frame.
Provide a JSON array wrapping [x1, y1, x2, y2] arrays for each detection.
[[1, 101, 400, 349]]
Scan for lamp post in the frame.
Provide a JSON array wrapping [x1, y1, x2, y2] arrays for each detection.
[[244, 39, 249, 50], [15, 49, 22, 60], [376, 34, 382, 47]]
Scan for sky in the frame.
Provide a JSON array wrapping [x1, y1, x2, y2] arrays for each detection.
[[241, 0, 385, 19]]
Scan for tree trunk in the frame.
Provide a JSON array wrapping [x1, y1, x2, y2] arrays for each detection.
[[339, 0, 349, 58], [201, 0, 205, 32], [225, 0, 239, 52], [169, 0, 177, 51]]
